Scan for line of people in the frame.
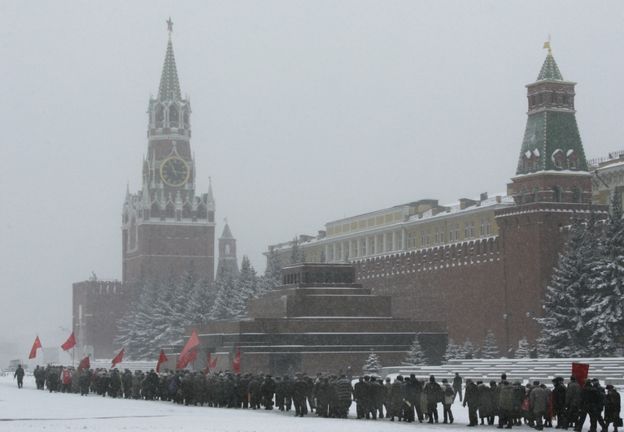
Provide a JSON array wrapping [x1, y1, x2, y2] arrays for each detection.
[[27, 365, 622, 432], [462, 374, 621, 432]]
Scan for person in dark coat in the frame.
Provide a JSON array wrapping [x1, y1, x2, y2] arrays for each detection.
[[577, 380, 606, 432], [605, 384, 621, 432], [334, 375, 353, 418], [497, 380, 514, 429], [404, 375, 420, 422], [260, 375, 276, 410], [465, 379, 479, 427], [552, 377, 567, 429], [566, 376, 582, 430], [388, 375, 406, 422], [354, 377, 368, 419], [442, 378, 456, 424], [14, 365, 25, 389], [425, 375, 442, 424], [478, 381, 494, 425], [529, 381, 549, 431], [293, 374, 308, 417], [454, 372, 463, 402], [79, 369, 91, 396]]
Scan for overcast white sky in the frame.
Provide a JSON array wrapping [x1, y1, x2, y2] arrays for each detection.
[[1, 0, 624, 358]]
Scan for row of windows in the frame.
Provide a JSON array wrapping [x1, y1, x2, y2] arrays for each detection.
[[325, 218, 495, 261]]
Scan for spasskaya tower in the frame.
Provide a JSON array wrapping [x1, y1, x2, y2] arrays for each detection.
[[122, 20, 215, 284]]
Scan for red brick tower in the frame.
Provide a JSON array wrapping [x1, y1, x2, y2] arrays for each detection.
[[496, 44, 600, 351], [122, 21, 215, 284]]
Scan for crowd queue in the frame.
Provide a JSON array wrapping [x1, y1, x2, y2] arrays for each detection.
[[17, 365, 622, 432]]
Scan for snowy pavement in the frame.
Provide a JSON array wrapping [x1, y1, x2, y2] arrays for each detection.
[[0, 375, 477, 432]]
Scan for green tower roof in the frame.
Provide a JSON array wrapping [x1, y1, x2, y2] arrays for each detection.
[[537, 53, 563, 81], [516, 50, 588, 175], [158, 37, 182, 101]]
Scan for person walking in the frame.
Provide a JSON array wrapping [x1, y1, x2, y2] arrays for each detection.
[[454, 372, 463, 402], [13, 364, 25, 389]]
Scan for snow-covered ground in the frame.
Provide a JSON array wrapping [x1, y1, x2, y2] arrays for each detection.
[[0, 375, 472, 432]]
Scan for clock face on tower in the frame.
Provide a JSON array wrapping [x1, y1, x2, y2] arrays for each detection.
[[160, 156, 190, 187]]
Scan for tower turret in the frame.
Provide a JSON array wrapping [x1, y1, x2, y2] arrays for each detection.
[[217, 219, 239, 278], [122, 19, 215, 285], [509, 43, 591, 204]]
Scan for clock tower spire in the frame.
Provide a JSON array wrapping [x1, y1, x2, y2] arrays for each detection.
[[122, 21, 215, 285]]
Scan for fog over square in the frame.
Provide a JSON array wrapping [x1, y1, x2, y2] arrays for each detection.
[[1, 0, 623, 359]]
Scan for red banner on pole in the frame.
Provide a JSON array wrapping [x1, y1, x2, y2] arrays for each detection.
[[111, 348, 124, 368], [232, 346, 241, 374], [572, 362, 590, 386], [61, 332, 77, 351], [156, 349, 168, 373], [176, 330, 200, 370], [29, 336, 42, 359], [78, 356, 90, 370]]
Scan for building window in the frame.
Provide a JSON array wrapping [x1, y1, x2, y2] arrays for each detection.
[[360, 238, 367, 256], [572, 187, 581, 203], [386, 233, 393, 252], [552, 186, 562, 203], [464, 221, 475, 239], [552, 149, 565, 169], [376, 234, 383, 253], [395, 231, 403, 250]]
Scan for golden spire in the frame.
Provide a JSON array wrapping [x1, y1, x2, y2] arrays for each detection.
[[543, 34, 552, 55]]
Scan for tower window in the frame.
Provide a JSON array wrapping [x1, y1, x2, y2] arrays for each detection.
[[552, 186, 562, 203], [552, 149, 565, 169]]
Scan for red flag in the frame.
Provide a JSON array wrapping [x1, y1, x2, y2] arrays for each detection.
[[208, 352, 217, 370], [78, 356, 90, 370], [572, 362, 590, 386], [29, 336, 42, 359], [60, 332, 76, 351], [232, 346, 241, 374], [203, 352, 218, 374], [111, 348, 124, 368], [156, 349, 168, 373], [176, 330, 200, 369]]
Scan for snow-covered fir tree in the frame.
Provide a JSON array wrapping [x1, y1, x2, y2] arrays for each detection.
[[362, 350, 382, 375], [463, 339, 475, 359], [262, 247, 283, 291], [586, 195, 624, 355], [536, 217, 598, 357], [188, 278, 215, 326], [404, 336, 427, 365], [444, 338, 463, 363], [481, 330, 500, 359], [209, 271, 237, 320], [515, 336, 531, 358]]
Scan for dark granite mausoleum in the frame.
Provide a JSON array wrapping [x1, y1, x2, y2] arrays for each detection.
[[194, 263, 447, 375]]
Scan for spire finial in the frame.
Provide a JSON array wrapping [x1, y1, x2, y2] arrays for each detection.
[[167, 17, 173, 36], [224, 217, 228, 225], [543, 34, 552, 55]]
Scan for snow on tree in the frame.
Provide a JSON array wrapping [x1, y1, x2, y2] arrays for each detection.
[[264, 248, 282, 288], [229, 256, 257, 318], [481, 330, 500, 359], [209, 271, 237, 320], [188, 278, 215, 326], [444, 338, 463, 363], [585, 195, 624, 356], [463, 339, 475, 359], [362, 350, 382, 375], [404, 335, 426, 365], [515, 337, 531, 358], [536, 217, 599, 357]]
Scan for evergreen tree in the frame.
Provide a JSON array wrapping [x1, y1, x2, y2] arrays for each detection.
[[404, 336, 427, 365], [586, 195, 624, 355], [536, 217, 598, 357], [229, 256, 257, 318], [362, 350, 382, 375], [515, 336, 531, 358], [444, 338, 463, 363], [209, 271, 237, 320], [264, 247, 283, 286], [188, 278, 215, 326], [463, 339, 475, 359], [481, 330, 500, 359]]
